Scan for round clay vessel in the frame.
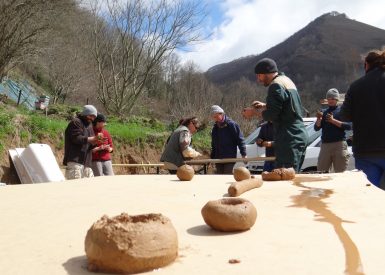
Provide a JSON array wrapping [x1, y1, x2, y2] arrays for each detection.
[[201, 198, 257, 232], [233, 167, 251, 181], [176, 164, 194, 181], [85, 213, 178, 274]]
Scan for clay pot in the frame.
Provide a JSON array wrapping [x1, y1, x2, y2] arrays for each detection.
[[201, 198, 257, 232], [262, 168, 296, 181], [281, 168, 295, 180], [85, 213, 178, 274], [261, 170, 282, 181], [176, 164, 194, 181], [233, 167, 251, 181]]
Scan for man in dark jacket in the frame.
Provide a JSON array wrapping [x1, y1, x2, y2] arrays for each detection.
[[340, 49, 385, 187], [210, 105, 247, 174], [256, 121, 275, 172], [63, 105, 100, 180], [252, 58, 308, 172]]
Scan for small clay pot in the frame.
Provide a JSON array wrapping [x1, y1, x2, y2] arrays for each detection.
[[176, 164, 195, 181], [233, 167, 251, 181], [85, 213, 178, 274], [201, 198, 257, 232]]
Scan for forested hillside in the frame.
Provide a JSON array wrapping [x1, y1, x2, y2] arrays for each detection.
[[206, 12, 385, 112]]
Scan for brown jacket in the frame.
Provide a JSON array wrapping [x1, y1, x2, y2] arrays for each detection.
[[63, 116, 94, 167]]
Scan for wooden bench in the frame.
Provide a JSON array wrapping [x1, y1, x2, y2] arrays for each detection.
[[112, 163, 165, 174], [185, 157, 276, 174]]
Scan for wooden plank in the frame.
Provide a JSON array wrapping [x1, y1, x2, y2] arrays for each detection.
[[185, 156, 275, 165], [112, 163, 164, 167]]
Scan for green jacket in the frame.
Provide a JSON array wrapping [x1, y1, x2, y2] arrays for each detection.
[[262, 73, 308, 170], [160, 125, 190, 167]]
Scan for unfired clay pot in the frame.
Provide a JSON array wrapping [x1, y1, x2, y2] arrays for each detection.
[[233, 167, 251, 181], [176, 164, 195, 181], [262, 168, 296, 181], [201, 198, 257, 232], [85, 213, 178, 274]]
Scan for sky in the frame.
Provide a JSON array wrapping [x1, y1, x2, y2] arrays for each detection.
[[177, 0, 385, 71]]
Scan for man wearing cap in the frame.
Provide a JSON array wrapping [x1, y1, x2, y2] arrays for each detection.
[[210, 105, 247, 174], [314, 88, 352, 172], [251, 58, 308, 172], [91, 113, 114, 176], [63, 105, 100, 180]]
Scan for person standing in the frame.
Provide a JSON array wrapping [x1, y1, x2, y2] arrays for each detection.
[[314, 88, 352, 172], [63, 105, 100, 180], [340, 49, 385, 187], [210, 105, 247, 174], [256, 121, 275, 172], [251, 58, 308, 172], [91, 113, 114, 176], [160, 117, 202, 174]]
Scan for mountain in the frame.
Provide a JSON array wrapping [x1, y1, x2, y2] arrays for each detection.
[[206, 12, 385, 104]]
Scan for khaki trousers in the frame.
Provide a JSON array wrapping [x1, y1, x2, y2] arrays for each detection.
[[317, 141, 350, 172], [65, 162, 94, 180]]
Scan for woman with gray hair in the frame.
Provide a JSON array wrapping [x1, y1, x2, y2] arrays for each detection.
[[210, 105, 247, 174]]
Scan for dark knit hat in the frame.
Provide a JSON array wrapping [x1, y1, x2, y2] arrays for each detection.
[[94, 113, 107, 123], [254, 58, 278, 74]]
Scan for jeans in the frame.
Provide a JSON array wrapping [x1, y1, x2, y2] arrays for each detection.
[[92, 160, 114, 176], [355, 157, 385, 188]]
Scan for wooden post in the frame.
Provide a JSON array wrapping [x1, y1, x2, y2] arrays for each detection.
[[17, 90, 22, 106]]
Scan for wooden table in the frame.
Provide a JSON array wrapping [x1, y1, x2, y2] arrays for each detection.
[[0, 171, 384, 274]]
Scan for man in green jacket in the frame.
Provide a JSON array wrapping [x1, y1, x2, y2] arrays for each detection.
[[251, 58, 308, 172]]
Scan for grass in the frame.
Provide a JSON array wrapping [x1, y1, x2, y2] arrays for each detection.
[[0, 105, 212, 154]]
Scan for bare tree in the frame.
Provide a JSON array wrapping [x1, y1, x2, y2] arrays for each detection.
[[219, 77, 265, 135], [88, 0, 207, 117], [0, 0, 75, 80], [40, 8, 95, 104], [168, 62, 222, 123]]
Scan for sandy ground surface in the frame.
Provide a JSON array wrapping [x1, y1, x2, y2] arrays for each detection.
[[0, 171, 384, 275]]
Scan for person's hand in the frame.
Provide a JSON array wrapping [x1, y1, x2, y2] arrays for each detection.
[[262, 141, 272, 147], [252, 101, 266, 109], [242, 155, 248, 164], [326, 112, 334, 122], [242, 107, 256, 119], [88, 136, 98, 145], [101, 144, 111, 151], [316, 110, 323, 119], [256, 138, 263, 145]]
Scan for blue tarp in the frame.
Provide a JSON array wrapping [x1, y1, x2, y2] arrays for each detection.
[[0, 79, 37, 110]]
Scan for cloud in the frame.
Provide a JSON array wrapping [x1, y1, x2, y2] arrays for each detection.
[[178, 0, 385, 71]]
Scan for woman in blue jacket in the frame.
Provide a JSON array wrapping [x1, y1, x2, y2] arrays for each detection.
[[210, 105, 247, 174]]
